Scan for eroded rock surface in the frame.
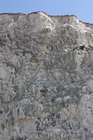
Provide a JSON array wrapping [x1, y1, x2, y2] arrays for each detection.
[[0, 11, 93, 140]]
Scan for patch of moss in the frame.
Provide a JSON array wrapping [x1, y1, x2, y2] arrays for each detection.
[[88, 45, 93, 50]]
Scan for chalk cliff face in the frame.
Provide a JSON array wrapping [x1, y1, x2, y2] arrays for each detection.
[[0, 11, 93, 140]]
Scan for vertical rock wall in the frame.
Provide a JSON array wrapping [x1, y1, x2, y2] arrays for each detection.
[[0, 12, 93, 140]]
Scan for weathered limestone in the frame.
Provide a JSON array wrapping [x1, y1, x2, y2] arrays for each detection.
[[0, 11, 93, 140]]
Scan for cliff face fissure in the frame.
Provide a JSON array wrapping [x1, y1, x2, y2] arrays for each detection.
[[0, 11, 93, 140]]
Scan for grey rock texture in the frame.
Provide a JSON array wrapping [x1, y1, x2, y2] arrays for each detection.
[[0, 11, 93, 140]]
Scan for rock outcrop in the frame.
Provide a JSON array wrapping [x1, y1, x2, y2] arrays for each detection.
[[0, 11, 93, 140]]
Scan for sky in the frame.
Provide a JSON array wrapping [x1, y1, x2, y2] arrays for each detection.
[[0, 0, 93, 23]]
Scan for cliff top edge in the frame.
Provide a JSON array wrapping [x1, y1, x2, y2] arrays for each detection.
[[0, 11, 92, 25]]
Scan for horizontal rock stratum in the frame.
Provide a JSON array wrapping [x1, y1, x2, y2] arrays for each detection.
[[0, 11, 93, 140]]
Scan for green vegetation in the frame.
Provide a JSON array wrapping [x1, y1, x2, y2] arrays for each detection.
[[88, 45, 93, 50]]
